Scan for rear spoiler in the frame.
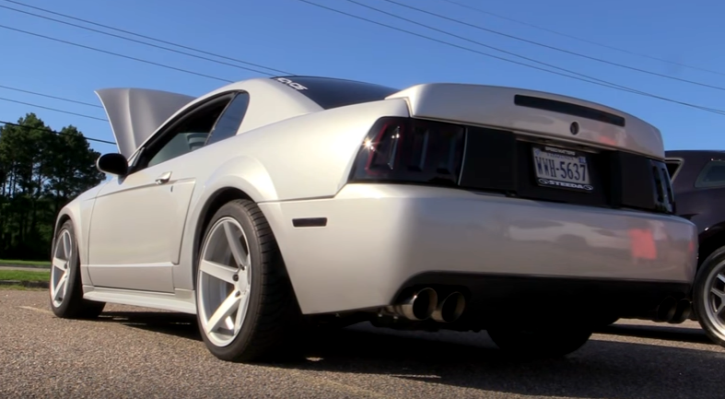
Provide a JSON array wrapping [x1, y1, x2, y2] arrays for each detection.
[[387, 83, 664, 159]]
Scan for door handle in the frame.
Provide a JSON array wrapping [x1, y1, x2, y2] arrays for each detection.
[[155, 171, 172, 185]]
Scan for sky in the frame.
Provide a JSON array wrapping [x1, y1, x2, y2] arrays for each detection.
[[1, 0, 724, 156]]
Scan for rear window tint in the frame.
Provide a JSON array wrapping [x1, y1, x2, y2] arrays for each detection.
[[695, 160, 725, 188], [206, 92, 250, 146], [271, 76, 399, 110]]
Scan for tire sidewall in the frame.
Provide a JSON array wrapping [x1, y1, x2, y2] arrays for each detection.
[[49, 221, 82, 316], [693, 245, 725, 345], [195, 201, 266, 358]]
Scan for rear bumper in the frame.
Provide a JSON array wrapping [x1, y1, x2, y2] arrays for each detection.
[[397, 272, 691, 327], [259, 184, 698, 315]]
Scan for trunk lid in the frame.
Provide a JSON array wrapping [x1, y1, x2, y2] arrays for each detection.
[[387, 83, 663, 159]]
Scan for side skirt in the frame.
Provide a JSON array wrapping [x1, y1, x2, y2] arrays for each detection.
[[83, 285, 197, 314]]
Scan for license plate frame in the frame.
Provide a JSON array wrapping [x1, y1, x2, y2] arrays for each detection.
[[532, 145, 594, 192]]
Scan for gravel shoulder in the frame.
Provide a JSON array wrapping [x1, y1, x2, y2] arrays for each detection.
[[1, 290, 723, 399]]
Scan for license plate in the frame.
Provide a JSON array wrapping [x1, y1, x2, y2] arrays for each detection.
[[532, 146, 594, 192]]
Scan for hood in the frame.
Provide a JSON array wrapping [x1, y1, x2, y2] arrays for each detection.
[[95, 88, 196, 158]]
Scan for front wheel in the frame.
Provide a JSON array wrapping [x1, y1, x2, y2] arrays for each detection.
[[49, 220, 105, 319], [693, 246, 725, 347], [487, 326, 592, 358], [195, 199, 303, 362]]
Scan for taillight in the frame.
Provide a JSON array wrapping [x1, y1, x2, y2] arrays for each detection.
[[349, 117, 466, 187], [651, 160, 676, 214]]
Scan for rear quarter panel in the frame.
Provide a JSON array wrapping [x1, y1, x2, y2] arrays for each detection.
[[172, 98, 411, 290]]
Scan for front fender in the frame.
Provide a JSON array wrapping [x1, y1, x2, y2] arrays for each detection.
[[52, 182, 107, 288]]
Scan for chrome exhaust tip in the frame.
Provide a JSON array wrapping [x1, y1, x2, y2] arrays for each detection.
[[655, 296, 678, 322], [385, 287, 438, 321], [668, 299, 692, 324], [431, 292, 466, 323]]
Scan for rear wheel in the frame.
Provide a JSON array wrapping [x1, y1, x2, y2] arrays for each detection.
[[693, 246, 725, 347], [195, 199, 303, 362], [49, 220, 105, 319], [487, 325, 592, 358]]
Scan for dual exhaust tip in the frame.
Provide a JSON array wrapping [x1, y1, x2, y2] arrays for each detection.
[[655, 296, 692, 324], [386, 287, 466, 323]]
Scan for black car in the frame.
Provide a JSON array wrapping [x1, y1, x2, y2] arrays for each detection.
[[666, 150, 725, 347]]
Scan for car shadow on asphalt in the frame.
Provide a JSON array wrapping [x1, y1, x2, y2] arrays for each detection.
[[283, 324, 725, 399], [97, 312, 724, 399], [97, 310, 715, 346], [97, 311, 201, 341]]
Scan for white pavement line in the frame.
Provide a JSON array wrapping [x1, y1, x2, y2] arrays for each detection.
[[287, 370, 399, 399], [18, 305, 53, 315]]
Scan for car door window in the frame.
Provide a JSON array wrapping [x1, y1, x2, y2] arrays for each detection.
[[695, 160, 725, 188], [135, 94, 234, 171], [205, 92, 250, 146]]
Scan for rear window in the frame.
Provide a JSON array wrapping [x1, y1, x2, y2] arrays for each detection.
[[696, 160, 725, 188], [271, 76, 399, 110]]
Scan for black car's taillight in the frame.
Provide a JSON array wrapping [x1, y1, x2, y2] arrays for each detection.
[[610, 152, 676, 215], [349, 117, 465, 187], [651, 160, 676, 214]]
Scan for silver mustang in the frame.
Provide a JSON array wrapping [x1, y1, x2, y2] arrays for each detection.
[[49, 75, 698, 362]]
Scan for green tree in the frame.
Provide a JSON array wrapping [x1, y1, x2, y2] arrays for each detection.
[[0, 113, 104, 260]]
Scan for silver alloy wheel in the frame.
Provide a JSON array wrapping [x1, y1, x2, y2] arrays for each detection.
[[703, 259, 725, 341], [50, 229, 72, 308], [197, 216, 253, 347]]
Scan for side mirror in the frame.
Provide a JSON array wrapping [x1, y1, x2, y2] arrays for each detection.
[[96, 153, 129, 176]]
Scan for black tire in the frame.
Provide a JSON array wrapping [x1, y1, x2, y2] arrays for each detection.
[[195, 199, 304, 362], [487, 326, 592, 358], [49, 220, 105, 319], [692, 245, 725, 347]]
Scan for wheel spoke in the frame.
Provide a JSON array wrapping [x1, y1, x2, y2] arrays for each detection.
[[717, 273, 725, 285], [223, 222, 249, 269], [224, 316, 235, 330], [52, 273, 68, 301], [237, 268, 250, 290], [52, 257, 66, 272], [62, 232, 72, 259], [199, 259, 237, 284], [711, 288, 725, 301], [206, 291, 241, 334], [234, 292, 250, 335]]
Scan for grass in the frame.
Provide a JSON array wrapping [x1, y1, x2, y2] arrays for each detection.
[[0, 259, 50, 268], [0, 269, 50, 282]]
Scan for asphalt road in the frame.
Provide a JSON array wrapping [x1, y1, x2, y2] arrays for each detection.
[[2, 289, 724, 399]]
